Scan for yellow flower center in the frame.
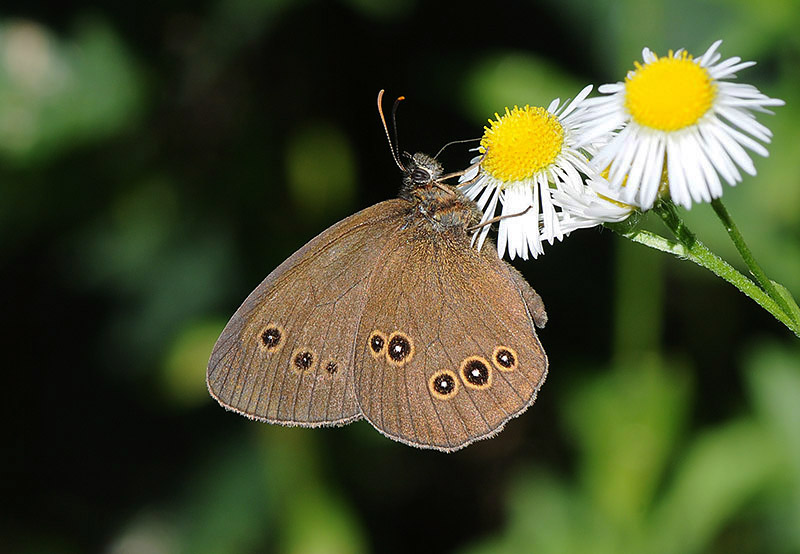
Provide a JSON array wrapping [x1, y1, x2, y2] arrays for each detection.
[[601, 165, 628, 188], [480, 105, 564, 182], [624, 51, 716, 131]]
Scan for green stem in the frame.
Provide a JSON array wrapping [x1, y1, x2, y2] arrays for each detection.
[[613, 237, 664, 360], [710, 198, 800, 326], [605, 215, 800, 337]]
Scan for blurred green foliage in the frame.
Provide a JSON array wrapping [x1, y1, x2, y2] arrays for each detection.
[[0, 18, 144, 164], [286, 122, 356, 217], [465, 342, 800, 554], [2, 1, 799, 553]]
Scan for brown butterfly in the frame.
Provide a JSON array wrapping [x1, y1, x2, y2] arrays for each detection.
[[206, 93, 548, 452]]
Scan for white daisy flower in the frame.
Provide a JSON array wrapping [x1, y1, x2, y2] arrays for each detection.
[[580, 40, 785, 210], [552, 169, 636, 233], [459, 85, 601, 260]]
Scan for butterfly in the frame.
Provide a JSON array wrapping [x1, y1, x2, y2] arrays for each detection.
[[206, 93, 548, 452]]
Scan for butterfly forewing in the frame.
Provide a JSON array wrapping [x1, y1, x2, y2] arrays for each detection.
[[207, 200, 408, 426], [353, 221, 548, 452]]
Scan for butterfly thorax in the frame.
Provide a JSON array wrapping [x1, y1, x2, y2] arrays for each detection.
[[399, 152, 481, 231]]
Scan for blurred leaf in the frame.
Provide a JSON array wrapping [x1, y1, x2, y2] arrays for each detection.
[[256, 427, 367, 554], [650, 420, 784, 554], [214, 0, 300, 44], [541, 0, 749, 76], [746, 341, 800, 466], [565, 357, 691, 529], [461, 471, 588, 554], [613, 238, 665, 356], [107, 511, 178, 554], [281, 488, 367, 554], [162, 319, 226, 409], [74, 178, 239, 371], [465, 357, 692, 554], [716, 0, 800, 53], [175, 437, 276, 554], [467, 353, 789, 554], [340, 0, 415, 19], [0, 17, 145, 164], [770, 281, 800, 326], [460, 52, 587, 121], [745, 340, 800, 550], [81, 178, 179, 290], [286, 122, 356, 219]]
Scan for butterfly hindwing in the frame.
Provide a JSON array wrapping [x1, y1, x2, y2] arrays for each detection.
[[207, 199, 408, 426], [353, 218, 548, 452]]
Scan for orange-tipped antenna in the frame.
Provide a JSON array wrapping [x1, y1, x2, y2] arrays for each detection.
[[391, 95, 405, 156], [377, 89, 406, 172]]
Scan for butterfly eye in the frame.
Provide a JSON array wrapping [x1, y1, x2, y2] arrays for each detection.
[[410, 167, 430, 184], [386, 332, 414, 366], [460, 356, 492, 389], [429, 370, 459, 400], [259, 325, 284, 352], [492, 346, 518, 371]]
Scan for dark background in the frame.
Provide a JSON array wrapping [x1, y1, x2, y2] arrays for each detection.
[[2, 1, 799, 553]]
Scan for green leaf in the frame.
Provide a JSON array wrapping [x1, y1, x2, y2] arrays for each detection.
[[770, 279, 800, 326], [564, 358, 691, 530], [650, 420, 784, 554]]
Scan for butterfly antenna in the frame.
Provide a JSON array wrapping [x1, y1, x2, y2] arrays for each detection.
[[377, 89, 406, 172], [391, 95, 404, 157], [434, 137, 480, 160]]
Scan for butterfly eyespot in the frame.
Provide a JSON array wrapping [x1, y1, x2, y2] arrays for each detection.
[[259, 325, 284, 351], [386, 332, 414, 366], [460, 356, 492, 389], [368, 331, 387, 359], [492, 346, 518, 371], [292, 349, 316, 372], [324, 360, 339, 375], [429, 370, 459, 400]]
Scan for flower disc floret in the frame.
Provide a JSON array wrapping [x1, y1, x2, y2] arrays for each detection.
[[624, 52, 716, 131], [480, 106, 565, 182]]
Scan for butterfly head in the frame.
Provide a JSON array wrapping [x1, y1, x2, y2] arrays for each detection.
[[401, 152, 444, 190], [398, 152, 480, 229]]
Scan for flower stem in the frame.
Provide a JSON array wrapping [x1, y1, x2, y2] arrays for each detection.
[[605, 209, 800, 337], [710, 198, 800, 326]]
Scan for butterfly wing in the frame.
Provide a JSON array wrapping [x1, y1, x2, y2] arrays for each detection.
[[207, 199, 409, 426], [353, 219, 548, 452]]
